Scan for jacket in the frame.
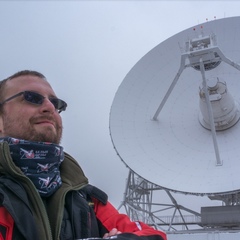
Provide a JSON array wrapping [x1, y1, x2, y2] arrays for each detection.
[[0, 142, 167, 240]]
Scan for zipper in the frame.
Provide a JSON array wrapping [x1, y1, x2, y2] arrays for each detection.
[[54, 183, 88, 239]]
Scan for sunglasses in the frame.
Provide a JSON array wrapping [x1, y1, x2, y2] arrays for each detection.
[[0, 91, 67, 113]]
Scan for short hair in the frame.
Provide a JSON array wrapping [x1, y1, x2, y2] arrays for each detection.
[[0, 70, 46, 114]]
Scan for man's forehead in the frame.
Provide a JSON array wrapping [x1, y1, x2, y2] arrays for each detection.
[[5, 75, 54, 95], [7, 75, 50, 87]]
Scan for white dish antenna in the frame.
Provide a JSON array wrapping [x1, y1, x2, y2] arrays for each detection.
[[109, 16, 240, 195]]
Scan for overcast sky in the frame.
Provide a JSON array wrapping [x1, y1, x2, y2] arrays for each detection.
[[1, 0, 240, 210]]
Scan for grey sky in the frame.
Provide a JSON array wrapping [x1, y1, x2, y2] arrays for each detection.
[[0, 0, 240, 208]]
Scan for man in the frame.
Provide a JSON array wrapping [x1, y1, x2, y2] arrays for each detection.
[[0, 70, 167, 240]]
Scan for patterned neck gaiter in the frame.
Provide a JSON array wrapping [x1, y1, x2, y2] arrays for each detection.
[[0, 137, 64, 197]]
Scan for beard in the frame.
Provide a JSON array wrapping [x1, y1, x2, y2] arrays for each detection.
[[1, 114, 62, 144]]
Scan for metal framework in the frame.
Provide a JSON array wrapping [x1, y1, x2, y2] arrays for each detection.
[[118, 170, 201, 232], [118, 169, 240, 236]]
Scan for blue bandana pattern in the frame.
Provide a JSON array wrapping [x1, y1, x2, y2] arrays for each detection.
[[0, 137, 64, 197]]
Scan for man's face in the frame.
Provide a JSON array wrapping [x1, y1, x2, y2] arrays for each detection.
[[0, 75, 63, 144]]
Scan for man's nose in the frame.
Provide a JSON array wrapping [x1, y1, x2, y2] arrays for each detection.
[[39, 98, 56, 113]]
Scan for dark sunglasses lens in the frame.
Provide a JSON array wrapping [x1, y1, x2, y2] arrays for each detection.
[[24, 91, 44, 104], [23, 91, 67, 112], [50, 98, 67, 112]]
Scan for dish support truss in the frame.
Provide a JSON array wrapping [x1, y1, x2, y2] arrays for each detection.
[[118, 169, 201, 232], [118, 169, 240, 233]]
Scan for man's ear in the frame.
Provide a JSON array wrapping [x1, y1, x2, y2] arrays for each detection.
[[0, 116, 4, 137]]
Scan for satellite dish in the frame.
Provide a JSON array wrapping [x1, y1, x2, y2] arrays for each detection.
[[109, 16, 240, 195]]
